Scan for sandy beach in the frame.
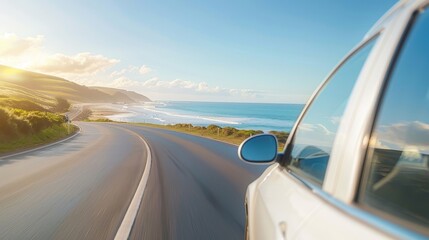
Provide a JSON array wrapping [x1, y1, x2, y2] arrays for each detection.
[[73, 103, 131, 121]]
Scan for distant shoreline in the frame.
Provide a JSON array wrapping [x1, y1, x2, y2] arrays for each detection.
[[77, 102, 300, 133], [78, 103, 288, 150]]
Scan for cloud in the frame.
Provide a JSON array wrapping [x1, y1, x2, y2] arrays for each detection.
[[31, 52, 119, 75], [299, 123, 334, 135], [139, 65, 152, 75], [106, 77, 262, 99], [291, 123, 337, 152], [141, 78, 247, 95], [143, 78, 192, 89], [110, 68, 128, 77], [0, 33, 43, 57], [109, 65, 152, 78], [0, 33, 119, 78], [229, 88, 260, 98], [376, 121, 429, 152], [110, 76, 142, 88], [110, 65, 139, 77], [0, 33, 280, 102]]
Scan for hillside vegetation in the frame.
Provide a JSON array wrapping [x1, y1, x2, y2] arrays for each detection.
[[135, 123, 289, 150], [0, 91, 76, 153], [0, 107, 65, 138], [0, 64, 151, 153], [0, 65, 151, 104], [0, 102, 75, 154], [92, 87, 151, 103]]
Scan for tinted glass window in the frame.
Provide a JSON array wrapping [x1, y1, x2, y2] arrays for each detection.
[[286, 38, 377, 185], [359, 10, 429, 234]]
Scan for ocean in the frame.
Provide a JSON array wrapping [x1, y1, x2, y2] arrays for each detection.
[[107, 101, 304, 132]]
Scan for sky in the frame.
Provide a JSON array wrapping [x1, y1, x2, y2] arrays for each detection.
[[0, 0, 397, 103]]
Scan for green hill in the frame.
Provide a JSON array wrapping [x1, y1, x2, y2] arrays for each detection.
[[93, 86, 151, 103], [0, 64, 152, 153], [0, 65, 151, 106]]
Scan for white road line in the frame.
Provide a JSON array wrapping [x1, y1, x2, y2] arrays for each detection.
[[0, 124, 81, 160], [114, 130, 152, 240]]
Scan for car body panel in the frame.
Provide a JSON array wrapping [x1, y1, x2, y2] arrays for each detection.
[[327, 0, 427, 203], [294, 204, 390, 240], [252, 167, 322, 239], [245, 0, 429, 239]]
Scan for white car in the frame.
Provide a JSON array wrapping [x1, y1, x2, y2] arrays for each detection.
[[238, 0, 429, 239]]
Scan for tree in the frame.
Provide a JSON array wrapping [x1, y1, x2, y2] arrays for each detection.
[[53, 97, 70, 113]]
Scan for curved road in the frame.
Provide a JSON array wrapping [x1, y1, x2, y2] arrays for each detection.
[[0, 122, 267, 239]]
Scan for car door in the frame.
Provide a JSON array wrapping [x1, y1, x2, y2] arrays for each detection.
[[249, 34, 379, 239], [295, 2, 429, 239]]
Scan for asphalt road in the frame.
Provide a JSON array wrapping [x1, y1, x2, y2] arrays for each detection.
[[0, 122, 268, 240], [0, 122, 147, 239], [122, 124, 267, 240]]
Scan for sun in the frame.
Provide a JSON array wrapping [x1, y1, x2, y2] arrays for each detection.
[[0, 66, 25, 81]]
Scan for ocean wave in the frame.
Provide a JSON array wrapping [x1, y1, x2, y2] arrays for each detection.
[[140, 106, 241, 125], [153, 117, 166, 122], [106, 102, 299, 131], [143, 101, 168, 107]]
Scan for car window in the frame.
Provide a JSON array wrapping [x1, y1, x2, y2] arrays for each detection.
[[359, 9, 429, 235], [285, 38, 377, 185]]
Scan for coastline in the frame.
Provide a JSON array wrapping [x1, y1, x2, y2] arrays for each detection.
[[84, 101, 300, 132], [82, 103, 129, 120], [78, 103, 288, 150]]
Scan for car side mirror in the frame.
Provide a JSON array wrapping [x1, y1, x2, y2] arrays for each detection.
[[238, 134, 278, 163]]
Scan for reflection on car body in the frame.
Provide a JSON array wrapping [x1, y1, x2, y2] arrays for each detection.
[[291, 145, 329, 182]]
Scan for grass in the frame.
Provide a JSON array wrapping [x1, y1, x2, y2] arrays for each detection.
[[0, 96, 70, 113], [0, 123, 78, 154], [0, 65, 151, 103], [82, 109, 290, 151], [132, 122, 288, 150], [0, 94, 75, 154], [88, 118, 114, 122], [0, 83, 56, 109]]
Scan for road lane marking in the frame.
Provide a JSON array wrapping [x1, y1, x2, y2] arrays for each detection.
[[114, 129, 152, 240]]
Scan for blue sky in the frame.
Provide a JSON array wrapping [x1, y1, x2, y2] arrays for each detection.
[[0, 0, 396, 103]]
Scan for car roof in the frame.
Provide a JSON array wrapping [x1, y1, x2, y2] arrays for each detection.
[[364, 0, 428, 40]]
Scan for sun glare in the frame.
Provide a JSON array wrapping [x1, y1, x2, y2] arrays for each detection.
[[0, 67, 24, 80]]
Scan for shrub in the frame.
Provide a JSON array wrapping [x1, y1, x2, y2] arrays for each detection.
[[11, 117, 32, 135], [52, 97, 70, 113], [0, 100, 68, 142], [221, 127, 237, 136], [27, 113, 51, 132], [234, 130, 251, 138], [207, 124, 221, 133], [0, 108, 16, 137], [174, 123, 193, 128], [269, 131, 289, 142], [233, 129, 263, 138], [4, 108, 63, 134]]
